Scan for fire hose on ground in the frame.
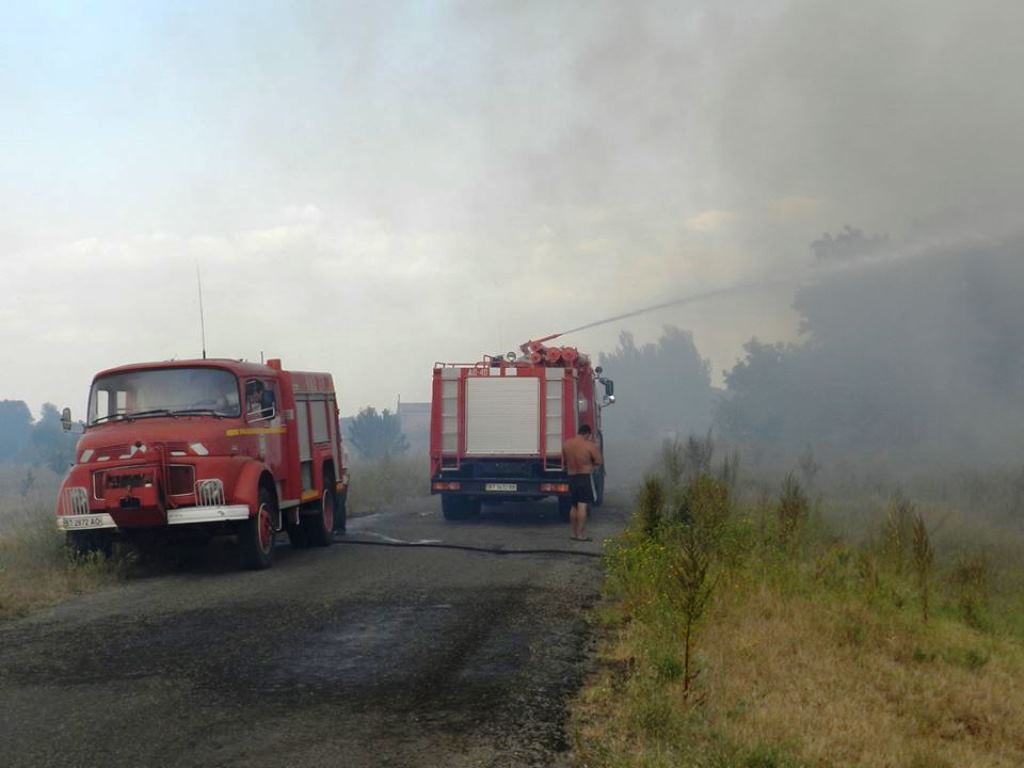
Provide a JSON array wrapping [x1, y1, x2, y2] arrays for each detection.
[[331, 535, 603, 559]]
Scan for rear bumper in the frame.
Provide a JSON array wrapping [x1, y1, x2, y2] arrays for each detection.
[[431, 478, 569, 498], [56, 504, 251, 532]]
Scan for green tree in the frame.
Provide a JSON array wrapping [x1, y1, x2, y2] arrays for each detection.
[[599, 326, 714, 441], [29, 403, 76, 473], [0, 399, 33, 461], [346, 407, 409, 460]]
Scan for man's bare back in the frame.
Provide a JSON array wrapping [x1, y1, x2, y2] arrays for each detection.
[[563, 434, 603, 475]]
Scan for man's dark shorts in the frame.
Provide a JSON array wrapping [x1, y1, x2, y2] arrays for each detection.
[[568, 474, 595, 506]]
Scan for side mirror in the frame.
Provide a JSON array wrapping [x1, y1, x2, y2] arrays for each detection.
[[601, 379, 616, 407], [61, 407, 73, 432]]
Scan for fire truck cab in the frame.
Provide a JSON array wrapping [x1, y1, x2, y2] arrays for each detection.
[[429, 339, 614, 520], [56, 358, 349, 569]]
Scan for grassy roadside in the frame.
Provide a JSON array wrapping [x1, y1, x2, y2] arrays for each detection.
[[0, 466, 135, 620], [570, 464, 1024, 767], [346, 456, 430, 516], [0, 501, 129, 621]]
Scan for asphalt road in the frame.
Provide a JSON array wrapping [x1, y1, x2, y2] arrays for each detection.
[[0, 497, 626, 768]]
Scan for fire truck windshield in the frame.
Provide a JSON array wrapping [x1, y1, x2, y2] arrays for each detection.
[[87, 367, 241, 424]]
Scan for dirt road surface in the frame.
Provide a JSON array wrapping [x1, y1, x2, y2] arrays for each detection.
[[0, 498, 626, 768]]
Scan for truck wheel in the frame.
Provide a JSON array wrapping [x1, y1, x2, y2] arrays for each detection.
[[302, 487, 335, 547], [286, 517, 309, 549], [239, 487, 276, 570], [442, 495, 466, 520], [557, 497, 573, 522], [67, 530, 114, 559], [441, 494, 462, 521], [334, 486, 348, 535], [442, 496, 482, 521]]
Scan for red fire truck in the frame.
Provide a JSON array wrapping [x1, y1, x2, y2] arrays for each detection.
[[56, 358, 349, 569], [429, 336, 615, 520]]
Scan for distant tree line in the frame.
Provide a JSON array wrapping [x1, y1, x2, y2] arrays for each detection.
[[599, 326, 716, 442], [342, 406, 409, 461], [600, 232, 1024, 467], [0, 401, 77, 473], [715, 236, 1024, 463]]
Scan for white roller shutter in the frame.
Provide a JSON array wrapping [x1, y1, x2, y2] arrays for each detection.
[[465, 377, 539, 455]]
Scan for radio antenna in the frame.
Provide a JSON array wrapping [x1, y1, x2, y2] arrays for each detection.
[[196, 264, 207, 359]]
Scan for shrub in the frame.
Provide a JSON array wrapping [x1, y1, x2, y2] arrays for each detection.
[[636, 474, 666, 539], [667, 521, 718, 692], [683, 430, 715, 479], [777, 473, 809, 552], [676, 473, 731, 536], [882, 490, 915, 574], [720, 448, 741, 490], [948, 551, 992, 630], [910, 511, 934, 623], [661, 437, 685, 488]]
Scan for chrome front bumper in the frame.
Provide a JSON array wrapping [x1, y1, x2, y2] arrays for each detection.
[[56, 504, 251, 531]]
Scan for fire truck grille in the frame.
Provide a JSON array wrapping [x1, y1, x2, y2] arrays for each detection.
[[167, 465, 195, 496], [195, 479, 225, 507], [62, 487, 90, 516]]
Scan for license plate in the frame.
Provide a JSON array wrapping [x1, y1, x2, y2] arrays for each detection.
[[61, 514, 106, 530], [484, 483, 517, 492]]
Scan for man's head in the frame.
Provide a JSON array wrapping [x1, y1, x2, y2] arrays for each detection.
[[578, 424, 592, 436]]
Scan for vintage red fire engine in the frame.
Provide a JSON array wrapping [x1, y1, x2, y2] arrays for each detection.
[[56, 358, 348, 569], [429, 335, 615, 520]]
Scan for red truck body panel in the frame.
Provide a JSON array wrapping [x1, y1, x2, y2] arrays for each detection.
[[56, 358, 347, 551], [428, 344, 609, 513]]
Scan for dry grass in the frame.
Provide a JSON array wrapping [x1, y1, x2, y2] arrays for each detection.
[[0, 467, 128, 621], [574, 581, 1024, 768], [346, 456, 430, 516], [700, 584, 1024, 767], [572, 470, 1024, 768], [0, 502, 129, 620]]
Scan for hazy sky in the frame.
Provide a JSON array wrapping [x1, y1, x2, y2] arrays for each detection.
[[3, 1, 1020, 417]]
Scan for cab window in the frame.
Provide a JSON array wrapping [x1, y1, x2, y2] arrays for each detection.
[[245, 379, 277, 422]]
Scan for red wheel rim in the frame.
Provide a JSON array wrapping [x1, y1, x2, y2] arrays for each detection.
[[322, 492, 334, 532], [257, 502, 273, 553]]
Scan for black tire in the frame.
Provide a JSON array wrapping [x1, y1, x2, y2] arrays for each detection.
[[334, 486, 348, 535], [557, 497, 573, 522], [593, 468, 606, 508], [441, 494, 464, 521], [302, 486, 335, 547], [239, 486, 276, 570], [442, 495, 480, 521], [66, 530, 114, 559], [285, 516, 309, 549]]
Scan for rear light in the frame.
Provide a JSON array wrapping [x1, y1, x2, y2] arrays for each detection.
[[540, 482, 570, 493], [432, 481, 462, 491]]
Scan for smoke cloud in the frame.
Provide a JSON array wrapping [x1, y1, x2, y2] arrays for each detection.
[[1, 0, 1021, 439]]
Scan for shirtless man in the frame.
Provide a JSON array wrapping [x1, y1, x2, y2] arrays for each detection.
[[562, 424, 603, 541]]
